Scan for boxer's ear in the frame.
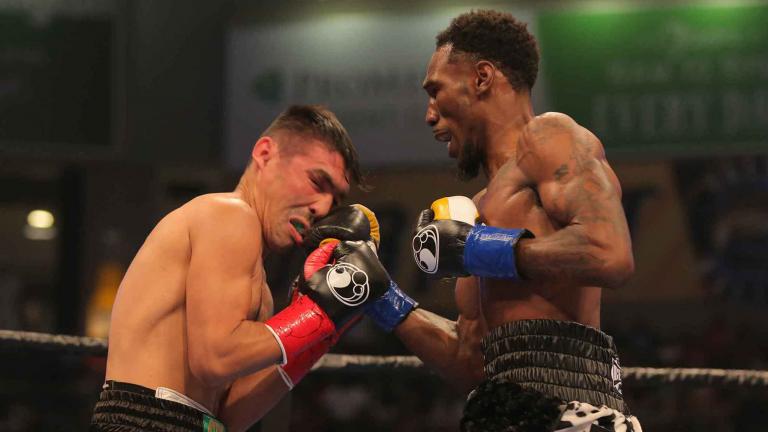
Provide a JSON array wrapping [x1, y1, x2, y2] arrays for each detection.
[[474, 60, 495, 96], [251, 136, 276, 169]]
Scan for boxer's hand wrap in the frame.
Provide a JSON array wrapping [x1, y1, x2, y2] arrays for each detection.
[[365, 281, 418, 332], [463, 225, 534, 279], [299, 240, 394, 329], [303, 204, 380, 252], [412, 196, 534, 279]]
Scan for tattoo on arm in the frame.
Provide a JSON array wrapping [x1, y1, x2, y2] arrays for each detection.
[[517, 115, 631, 286]]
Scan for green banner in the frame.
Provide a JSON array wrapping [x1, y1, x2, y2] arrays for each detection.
[[538, 3, 768, 155]]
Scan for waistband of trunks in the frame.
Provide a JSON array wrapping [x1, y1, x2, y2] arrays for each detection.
[[481, 319, 627, 413], [90, 381, 226, 432]]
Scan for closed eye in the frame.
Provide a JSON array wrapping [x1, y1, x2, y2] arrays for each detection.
[[310, 175, 343, 206], [310, 177, 321, 191], [423, 80, 439, 98], [309, 171, 345, 206]]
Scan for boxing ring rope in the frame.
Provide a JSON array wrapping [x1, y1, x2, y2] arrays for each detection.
[[2, 329, 768, 387]]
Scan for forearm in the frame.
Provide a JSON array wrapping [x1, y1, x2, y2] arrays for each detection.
[[516, 224, 634, 288], [218, 366, 289, 432], [394, 308, 484, 393], [191, 321, 283, 387]]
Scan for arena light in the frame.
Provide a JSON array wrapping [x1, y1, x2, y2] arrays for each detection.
[[27, 209, 54, 229], [24, 209, 56, 240]]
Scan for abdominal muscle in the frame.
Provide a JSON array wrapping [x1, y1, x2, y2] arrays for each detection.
[[481, 279, 602, 329]]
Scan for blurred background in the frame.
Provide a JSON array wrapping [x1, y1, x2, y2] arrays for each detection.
[[1, 0, 767, 430]]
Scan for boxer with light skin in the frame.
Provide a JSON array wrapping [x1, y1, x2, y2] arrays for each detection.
[[358, 10, 642, 431], [91, 105, 395, 432]]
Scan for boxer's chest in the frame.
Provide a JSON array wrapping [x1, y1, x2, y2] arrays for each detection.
[[477, 163, 558, 236]]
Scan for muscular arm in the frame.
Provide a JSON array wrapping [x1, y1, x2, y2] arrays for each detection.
[[394, 276, 485, 393], [186, 197, 283, 387], [218, 367, 288, 432], [514, 113, 634, 288]]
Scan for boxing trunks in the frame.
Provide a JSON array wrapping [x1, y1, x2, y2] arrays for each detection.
[[90, 381, 227, 432], [463, 319, 642, 432]]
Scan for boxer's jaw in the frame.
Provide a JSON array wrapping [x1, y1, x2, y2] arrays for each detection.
[[448, 134, 460, 159]]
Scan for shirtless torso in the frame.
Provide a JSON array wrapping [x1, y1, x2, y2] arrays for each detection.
[[105, 193, 273, 413], [398, 113, 632, 392], [393, 13, 639, 428], [473, 112, 625, 330], [94, 105, 358, 432]]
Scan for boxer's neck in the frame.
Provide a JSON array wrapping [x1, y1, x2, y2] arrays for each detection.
[[481, 90, 534, 180], [234, 167, 263, 218]]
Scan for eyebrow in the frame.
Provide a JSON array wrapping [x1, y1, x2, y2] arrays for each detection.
[[311, 168, 348, 204]]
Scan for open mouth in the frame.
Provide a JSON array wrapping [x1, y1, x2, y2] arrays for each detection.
[[433, 130, 452, 143], [290, 220, 306, 235], [288, 217, 309, 245]]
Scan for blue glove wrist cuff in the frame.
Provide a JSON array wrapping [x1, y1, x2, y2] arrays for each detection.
[[463, 225, 534, 280], [367, 281, 417, 332]]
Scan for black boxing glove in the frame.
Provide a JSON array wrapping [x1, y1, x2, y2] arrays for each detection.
[[412, 196, 477, 277], [266, 240, 387, 372], [299, 240, 392, 329], [303, 204, 380, 252], [301, 203, 417, 333], [412, 196, 534, 279]]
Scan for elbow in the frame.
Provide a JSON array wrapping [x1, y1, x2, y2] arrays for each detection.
[[599, 250, 634, 289], [454, 343, 485, 394], [189, 348, 231, 387]]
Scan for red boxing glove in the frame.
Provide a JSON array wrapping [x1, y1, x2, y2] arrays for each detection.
[[276, 320, 332, 389], [264, 241, 338, 368]]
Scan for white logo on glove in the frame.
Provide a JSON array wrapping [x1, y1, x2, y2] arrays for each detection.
[[326, 263, 370, 306], [413, 225, 439, 274]]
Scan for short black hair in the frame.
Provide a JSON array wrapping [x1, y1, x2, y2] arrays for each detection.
[[263, 104, 365, 188], [436, 10, 540, 91]]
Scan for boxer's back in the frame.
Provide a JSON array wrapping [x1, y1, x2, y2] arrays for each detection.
[[475, 113, 619, 329], [105, 201, 192, 392]]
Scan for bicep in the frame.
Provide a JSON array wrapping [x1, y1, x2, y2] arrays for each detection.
[[186, 208, 263, 345], [537, 159, 622, 229], [517, 118, 621, 227]]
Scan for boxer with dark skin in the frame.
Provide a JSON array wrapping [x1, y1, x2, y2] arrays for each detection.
[[90, 105, 395, 432], [364, 10, 641, 431]]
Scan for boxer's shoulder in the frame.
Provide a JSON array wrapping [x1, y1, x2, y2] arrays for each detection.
[[183, 193, 262, 243], [521, 112, 585, 145], [184, 193, 258, 221], [529, 111, 578, 130], [519, 113, 605, 165], [185, 192, 252, 210]]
